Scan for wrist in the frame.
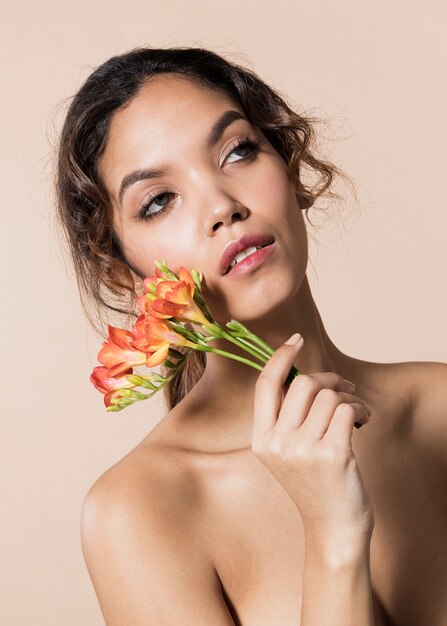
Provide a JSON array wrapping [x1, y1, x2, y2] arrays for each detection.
[[304, 525, 373, 569]]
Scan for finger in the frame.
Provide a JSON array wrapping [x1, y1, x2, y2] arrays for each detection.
[[275, 372, 356, 433], [324, 402, 370, 447], [252, 333, 304, 442], [300, 391, 370, 441]]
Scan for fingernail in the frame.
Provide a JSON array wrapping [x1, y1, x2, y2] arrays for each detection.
[[343, 379, 356, 391], [285, 333, 303, 346]]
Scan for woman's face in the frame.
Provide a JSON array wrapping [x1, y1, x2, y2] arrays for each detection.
[[98, 73, 308, 324]]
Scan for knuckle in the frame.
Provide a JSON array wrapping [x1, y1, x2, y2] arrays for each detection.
[[317, 445, 338, 464], [267, 436, 284, 456], [318, 444, 348, 469], [335, 402, 356, 418], [290, 374, 318, 393], [317, 388, 339, 403], [293, 442, 312, 463]]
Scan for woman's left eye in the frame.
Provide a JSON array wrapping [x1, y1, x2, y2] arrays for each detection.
[[225, 135, 264, 164]]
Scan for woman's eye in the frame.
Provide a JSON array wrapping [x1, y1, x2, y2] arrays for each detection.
[[137, 189, 174, 221], [225, 136, 263, 165]]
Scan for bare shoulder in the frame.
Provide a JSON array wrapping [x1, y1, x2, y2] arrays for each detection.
[[367, 359, 447, 448], [82, 437, 192, 519], [402, 360, 447, 447], [406, 359, 447, 401], [355, 358, 446, 420], [81, 440, 234, 625], [82, 408, 200, 517], [81, 440, 196, 566]]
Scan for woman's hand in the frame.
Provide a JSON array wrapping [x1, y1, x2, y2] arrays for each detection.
[[251, 333, 374, 550]]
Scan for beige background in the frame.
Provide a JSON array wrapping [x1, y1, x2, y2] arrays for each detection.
[[1, 0, 446, 624]]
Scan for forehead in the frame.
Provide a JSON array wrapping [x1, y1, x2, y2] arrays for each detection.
[[98, 74, 246, 197], [126, 73, 239, 124]]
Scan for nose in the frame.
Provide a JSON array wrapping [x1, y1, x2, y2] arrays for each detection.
[[204, 198, 249, 235]]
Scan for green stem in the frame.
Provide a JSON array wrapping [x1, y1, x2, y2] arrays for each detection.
[[218, 330, 270, 364], [244, 332, 274, 357], [192, 323, 269, 364], [226, 321, 274, 357], [232, 335, 272, 361], [193, 344, 264, 372]]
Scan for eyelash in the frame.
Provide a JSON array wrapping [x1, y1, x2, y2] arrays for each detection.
[[136, 135, 264, 221]]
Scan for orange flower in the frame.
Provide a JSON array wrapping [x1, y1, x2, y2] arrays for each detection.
[[143, 266, 166, 292], [98, 325, 147, 377], [136, 267, 174, 315], [90, 366, 134, 394], [132, 314, 196, 367], [148, 267, 212, 327], [104, 389, 124, 410]]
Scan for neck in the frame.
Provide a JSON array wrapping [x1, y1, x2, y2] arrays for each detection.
[[180, 274, 357, 449]]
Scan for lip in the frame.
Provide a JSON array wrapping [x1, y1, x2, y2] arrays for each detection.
[[222, 242, 275, 278], [219, 233, 275, 276]]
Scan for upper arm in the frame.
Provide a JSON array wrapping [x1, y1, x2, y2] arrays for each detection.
[[81, 468, 235, 626]]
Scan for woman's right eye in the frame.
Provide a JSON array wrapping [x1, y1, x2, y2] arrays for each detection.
[[137, 188, 175, 221]]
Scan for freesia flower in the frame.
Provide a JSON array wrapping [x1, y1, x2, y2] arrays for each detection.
[[132, 314, 197, 367], [90, 365, 135, 394], [90, 365, 138, 410], [138, 266, 213, 329], [97, 325, 147, 377]]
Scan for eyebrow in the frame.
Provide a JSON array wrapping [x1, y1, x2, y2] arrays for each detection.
[[117, 109, 248, 205]]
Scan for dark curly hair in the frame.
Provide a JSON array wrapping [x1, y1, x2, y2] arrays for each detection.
[[54, 45, 356, 412]]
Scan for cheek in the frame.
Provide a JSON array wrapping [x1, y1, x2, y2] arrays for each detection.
[[112, 220, 157, 280], [118, 225, 196, 281], [254, 160, 292, 209]]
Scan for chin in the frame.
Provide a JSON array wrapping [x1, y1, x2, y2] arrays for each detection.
[[212, 271, 300, 327]]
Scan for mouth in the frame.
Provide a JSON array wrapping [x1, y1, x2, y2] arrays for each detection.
[[224, 244, 271, 276], [219, 233, 275, 277], [224, 243, 274, 278]]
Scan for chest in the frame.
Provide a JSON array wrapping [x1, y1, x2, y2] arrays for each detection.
[[197, 428, 447, 625]]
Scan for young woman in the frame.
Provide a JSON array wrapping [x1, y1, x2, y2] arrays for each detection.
[[55, 46, 447, 625]]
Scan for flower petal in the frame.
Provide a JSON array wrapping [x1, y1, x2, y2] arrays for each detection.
[[146, 343, 170, 367], [178, 267, 196, 294], [90, 366, 135, 394], [108, 325, 135, 349]]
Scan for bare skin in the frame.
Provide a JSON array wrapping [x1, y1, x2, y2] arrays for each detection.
[[83, 358, 447, 625], [81, 73, 447, 625]]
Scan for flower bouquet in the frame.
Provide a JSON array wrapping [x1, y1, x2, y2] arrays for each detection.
[[90, 259, 362, 428], [89, 258, 299, 409]]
